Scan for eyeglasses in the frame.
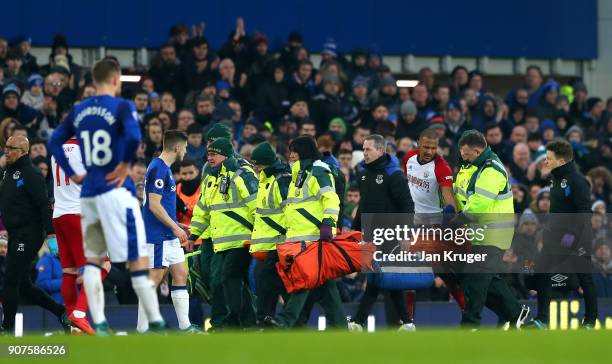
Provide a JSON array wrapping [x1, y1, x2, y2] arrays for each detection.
[[4, 145, 23, 152]]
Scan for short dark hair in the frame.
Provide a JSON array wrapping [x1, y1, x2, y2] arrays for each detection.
[[196, 95, 214, 104], [133, 158, 147, 168], [419, 127, 439, 141], [526, 65, 543, 77], [338, 149, 352, 157], [458, 131, 487, 149], [133, 89, 148, 99], [546, 139, 573, 162], [371, 102, 388, 113], [30, 138, 46, 147], [186, 123, 203, 136], [12, 124, 27, 134], [484, 123, 501, 135], [92, 58, 121, 85], [180, 159, 199, 170], [348, 184, 360, 193], [299, 119, 316, 129], [163, 130, 187, 151]]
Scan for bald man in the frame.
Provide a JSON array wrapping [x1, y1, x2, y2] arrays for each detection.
[[0, 136, 69, 334]]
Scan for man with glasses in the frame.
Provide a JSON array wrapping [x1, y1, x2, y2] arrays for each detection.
[[0, 135, 69, 334]]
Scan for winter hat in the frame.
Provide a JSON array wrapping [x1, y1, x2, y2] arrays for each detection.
[[28, 74, 44, 89], [542, 80, 560, 94], [537, 187, 551, 201], [3, 83, 21, 98], [565, 125, 585, 140], [252, 32, 268, 46], [379, 76, 396, 88], [592, 200, 606, 212], [352, 76, 369, 88], [519, 212, 539, 226], [321, 38, 337, 57], [207, 137, 233, 157], [52, 34, 69, 54], [586, 97, 602, 112], [206, 123, 232, 143], [540, 119, 558, 133], [448, 99, 461, 111], [251, 142, 277, 166], [430, 116, 446, 130], [329, 117, 347, 137], [215, 80, 231, 92], [400, 100, 417, 116], [289, 135, 320, 160]]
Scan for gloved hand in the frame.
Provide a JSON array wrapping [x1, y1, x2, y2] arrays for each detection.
[[442, 204, 456, 227], [560, 233, 575, 249], [320, 222, 334, 242]]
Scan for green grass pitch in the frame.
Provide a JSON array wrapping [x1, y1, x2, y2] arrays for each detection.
[[0, 330, 611, 364]]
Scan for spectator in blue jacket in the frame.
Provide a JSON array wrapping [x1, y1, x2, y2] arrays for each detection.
[[35, 237, 63, 304]]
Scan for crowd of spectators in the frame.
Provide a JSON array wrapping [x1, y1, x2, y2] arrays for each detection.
[[0, 18, 611, 303]]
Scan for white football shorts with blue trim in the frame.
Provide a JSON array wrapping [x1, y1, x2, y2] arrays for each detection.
[[146, 238, 185, 269], [81, 187, 147, 263]]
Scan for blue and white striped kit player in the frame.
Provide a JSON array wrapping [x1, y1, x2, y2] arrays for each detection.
[[49, 59, 165, 334], [143, 157, 185, 268]]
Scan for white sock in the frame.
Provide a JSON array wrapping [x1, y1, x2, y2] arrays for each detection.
[[83, 264, 106, 325], [131, 271, 163, 323], [136, 299, 149, 333], [171, 286, 191, 330]]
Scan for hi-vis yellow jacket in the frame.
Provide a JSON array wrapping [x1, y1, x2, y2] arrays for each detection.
[[190, 157, 258, 252], [249, 160, 292, 253], [453, 147, 514, 249], [284, 159, 340, 243]]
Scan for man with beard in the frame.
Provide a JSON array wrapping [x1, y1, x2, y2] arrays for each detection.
[[194, 95, 218, 128], [484, 123, 511, 164], [401, 127, 464, 325], [138, 130, 197, 333], [149, 44, 186, 108]]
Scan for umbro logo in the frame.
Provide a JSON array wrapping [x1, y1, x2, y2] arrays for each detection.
[[551, 274, 567, 283]]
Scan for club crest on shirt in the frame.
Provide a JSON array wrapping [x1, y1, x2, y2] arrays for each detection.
[[423, 171, 429, 178], [12, 171, 21, 180], [376, 175, 384, 184], [560, 178, 567, 188]]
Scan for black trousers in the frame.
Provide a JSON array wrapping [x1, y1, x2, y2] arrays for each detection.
[[220, 247, 257, 328], [2, 229, 64, 330], [535, 250, 599, 325], [254, 250, 288, 320], [534, 272, 598, 324], [353, 285, 409, 326], [460, 246, 522, 327]]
